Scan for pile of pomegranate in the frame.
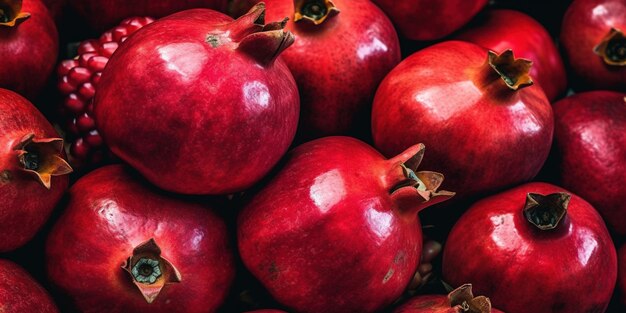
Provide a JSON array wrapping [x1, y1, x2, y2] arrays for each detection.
[[1, 0, 625, 312]]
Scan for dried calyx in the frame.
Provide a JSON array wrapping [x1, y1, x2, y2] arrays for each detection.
[[483, 50, 533, 91], [293, 0, 340, 25], [0, 0, 30, 27], [14, 133, 72, 189], [523, 192, 570, 231], [219, 3, 294, 66], [122, 239, 181, 304], [594, 28, 626, 66], [390, 144, 455, 211], [448, 284, 493, 313]]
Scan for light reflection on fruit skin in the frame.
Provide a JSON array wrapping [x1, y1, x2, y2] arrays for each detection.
[[443, 182, 617, 313]]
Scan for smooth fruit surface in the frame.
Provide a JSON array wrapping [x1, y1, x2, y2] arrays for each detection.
[[0, 88, 71, 252], [372, 41, 553, 200], [443, 182, 617, 313], [0, 0, 58, 99], [455, 9, 567, 101], [94, 5, 299, 195], [561, 0, 626, 91], [0, 259, 59, 313], [46, 165, 235, 313], [371, 0, 487, 40], [239, 136, 453, 313], [554, 91, 626, 235], [264, 0, 401, 139]]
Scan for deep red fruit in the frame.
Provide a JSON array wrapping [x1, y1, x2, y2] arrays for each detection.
[[262, 0, 400, 138], [46, 165, 235, 313], [442, 182, 617, 313], [68, 0, 228, 31], [561, 0, 626, 91], [238, 136, 454, 313], [0, 259, 59, 312], [57, 16, 154, 166], [371, 0, 487, 41], [0, 0, 58, 99], [394, 284, 503, 313], [40, 0, 64, 20], [372, 41, 553, 200], [0, 88, 72, 252], [455, 9, 567, 101], [618, 244, 626, 308], [553, 91, 626, 235], [94, 4, 299, 195]]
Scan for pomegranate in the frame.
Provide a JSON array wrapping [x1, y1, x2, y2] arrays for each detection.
[[46, 165, 235, 313], [0, 259, 59, 312], [553, 91, 626, 235], [40, 0, 64, 20], [0, 0, 58, 99], [372, 41, 553, 201], [442, 182, 617, 313], [561, 0, 626, 91], [619, 244, 626, 308], [238, 136, 454, 313], [0, 88, 72, 252], [94, 4, 299, 195], [371, 0, 487, 40], [455, 9, 567, 101], [262, 0, 401, 139], [57, 16, 154, 166], [394, 284, 503, 313], [68, 0, 228, 31]]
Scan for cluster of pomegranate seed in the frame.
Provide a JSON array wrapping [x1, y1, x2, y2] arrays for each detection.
[[57, 17, 154, 166]]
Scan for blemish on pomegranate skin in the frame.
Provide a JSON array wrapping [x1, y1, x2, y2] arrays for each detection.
[[382, 268, 394, 283], [0, 170, 11, 184]]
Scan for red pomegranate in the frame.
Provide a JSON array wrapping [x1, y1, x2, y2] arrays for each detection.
[[394, 284, 503, 313], [238, 136, 454, 313], [0, 88, 72, 252], [561, 0, 626, 91], [57, 16, 154, 166], [40, 0, 64, 20], [442, 182, 617, 313], [554, 91, 626, 235], [0, 259, 59, 312], [0, 0, 58, 99], [372, 41, 553, 201], [94, 4, 299, 195], [261, 0, 400, 139], [371, 0, 487, 40], [618, 244, 626, 308], [46, 165, 235, 313], [68, 0, 228, 31], [455, 9, 567, 101]]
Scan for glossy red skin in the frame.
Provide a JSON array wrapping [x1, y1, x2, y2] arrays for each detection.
[[443, 182, 617, 313], [393, 294, 504, 313], [0, 259, 59, 312], [618, 244, 626, 308], [0, 89, 68, 252], [68, 0, 228, 31], [554, 91, 626, 235], [239, 136, 432, 313], [455, 9, 567, 101], [371, 0, 487, 40], [372, 41, 553, 200], [561, 0, 626, 91], [264, 0, 400, 138], [46, 165, 235, 313], [0, 0, 58, 99], [94, 9, 299, 195]]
